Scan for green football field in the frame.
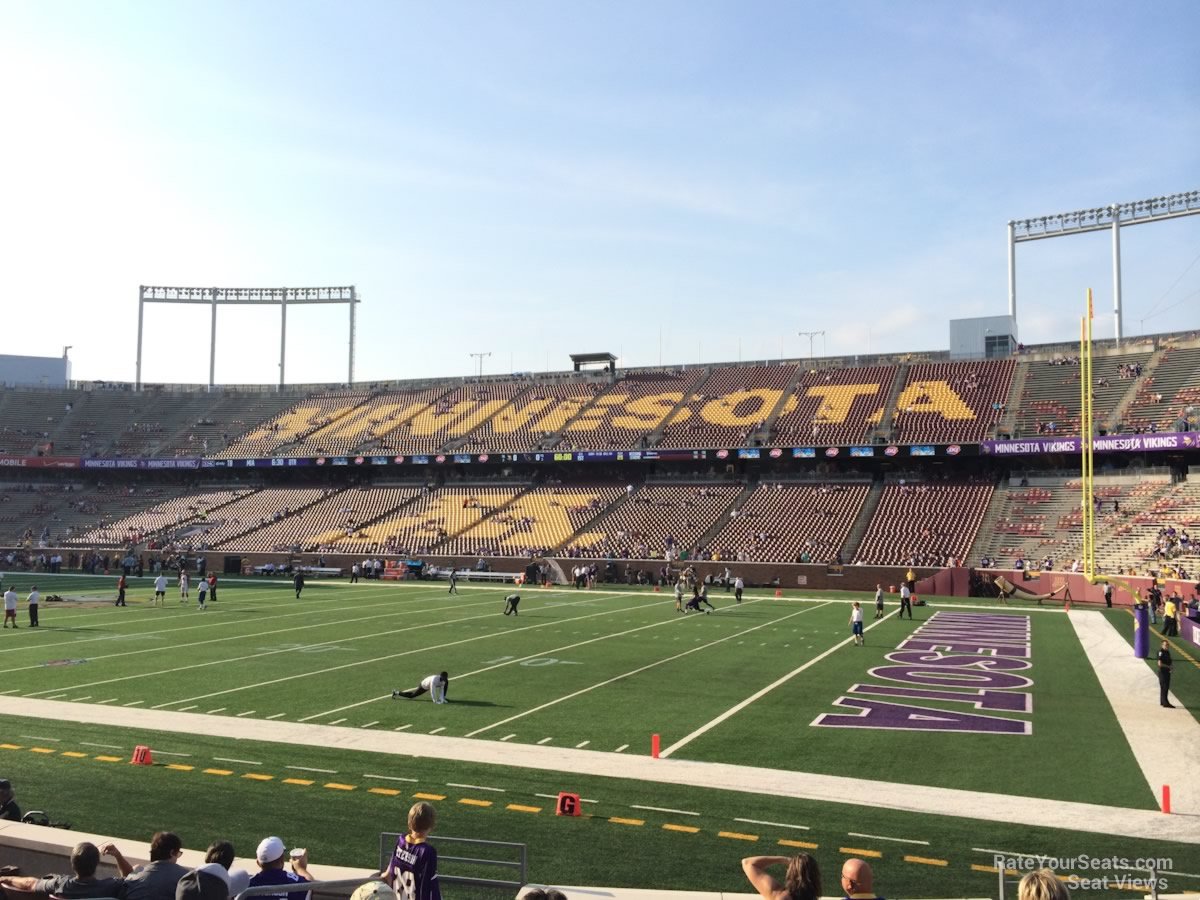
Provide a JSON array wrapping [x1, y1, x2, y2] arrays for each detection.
[[0, 574, 1197, 896]]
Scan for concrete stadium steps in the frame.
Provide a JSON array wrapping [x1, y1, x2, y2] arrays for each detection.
[[1012, 350, 1152, 439], [1122, 341, 1200, 433]]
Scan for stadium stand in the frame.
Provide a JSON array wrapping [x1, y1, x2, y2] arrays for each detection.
[[656, 364, 797, 448], [213, 390, 374, 458], [853, 480, 994, 566], [282, 387, 449, 457], [13, 484, 202, 548], [67, 488, 255, 547], [1012, 350, 1152, 438], [441, 482, 626, 556], [310, 485, 526, 555], [1122, 344, 1200, 434], [768, 366, 897, 447], [555, 369, 708, 450], [177, 487, 332, 547], [456, 380, 608, 453], [562, 482, 742, 558], [367, 382, 529, 455], [216, 486, 423, 552], [886, 360, 1014, 444], [703, 481, 870, 563], [155, 391, 312, 457]]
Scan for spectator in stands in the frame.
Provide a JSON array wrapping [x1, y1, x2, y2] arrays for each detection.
[[741, 854, 822, 900], [101, 831, 189, 900], [0, 779, 20, 821], [247, 837, 310, 900], [838, 858, 881, 900], [175, 864, 229, 900], [203, 842, 250, 896], [521, 891, 567, 900], [382, 802, 441, 900], [0, 841, 124, 899], [1018, 868, 1069, 900]]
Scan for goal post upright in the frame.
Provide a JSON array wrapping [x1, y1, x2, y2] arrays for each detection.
[[134, 285, 358, 392]]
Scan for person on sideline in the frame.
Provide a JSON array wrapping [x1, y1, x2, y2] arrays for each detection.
[[1159, 640, 1174, 708], [3, 587, 17, 628], [873, 584, 884, 619], [850, 601, 864, 646], [154, 573, 168, 606], [27, 585, 40, 627], [898, 583, 913, 619], [742, 854, 822, 900], [179, 571, 190, 604], [447, 570, 458, 595]]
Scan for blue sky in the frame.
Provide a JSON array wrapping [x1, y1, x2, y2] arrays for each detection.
[[1, 0, 1197, 385]]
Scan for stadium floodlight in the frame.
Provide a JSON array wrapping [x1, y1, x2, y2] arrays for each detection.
[[1007, 190, 1200, 344], [135, 285, 359, 391]]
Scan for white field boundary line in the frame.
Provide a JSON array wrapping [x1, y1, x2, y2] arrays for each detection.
[[5, 592, 513, 678], [464, 602, 829, 738], [300, 598, 772, 721], [0, 584, 488, 658], [659, 608, 899, 757], [140, 592, 659, 711]]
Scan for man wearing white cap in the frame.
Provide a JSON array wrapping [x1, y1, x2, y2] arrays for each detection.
[[247, 837, 311, 900]]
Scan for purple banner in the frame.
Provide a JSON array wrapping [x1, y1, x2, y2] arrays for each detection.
[[981, 432, 1198, 456], [83, 458, 200, 470]]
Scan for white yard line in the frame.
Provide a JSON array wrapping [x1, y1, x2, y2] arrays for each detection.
[[293, 594, 675, 722], [360, 721, 380, 728], [465, 602, 826, 738], [735, 818, 809, 831], [537, 737, 553, 745], [660, 609, 896, 758], [631, 804, 699, 816], [365, 774, 418, 783], [236, 710, 257, 717], [1067, 609, 1200, 815], [447, 782, 505, 792], [286, 765, 337, 773], [614, 744, 628, 753], [215, 757, 262, 766], [848, 831, 929, 845], [500, 734, 516, 741]]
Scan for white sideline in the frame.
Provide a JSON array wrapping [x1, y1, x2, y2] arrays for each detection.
[[1, 695, 1196, 844], [1067, 609, 1200, 815]]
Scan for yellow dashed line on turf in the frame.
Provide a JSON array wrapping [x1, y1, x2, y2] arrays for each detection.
[[61, 751, 88, 758], [905, 855, 948, 867], [167, 764, 194, 771], [972, 865, 1021, 876], [506, 804, 541, 814], [95, 755, 122, 762], [203, 768, 233, 776], [780, 839, 819, 850], [324, 783, 355, 791], [719, 831, 758, 842], [839, 847, 882, 858], [369, 788, 402, 797], [243, 773, 274, 782], [663, 824, 700, 834], [459, 798, 492, 808], [414, 792, 446, 801], [30, 747, 56, 754], [609, 817, 645, 826], [283, 778, 314, 786]]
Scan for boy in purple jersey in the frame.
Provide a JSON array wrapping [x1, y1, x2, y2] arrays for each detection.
[[383, 802, 441, 900]]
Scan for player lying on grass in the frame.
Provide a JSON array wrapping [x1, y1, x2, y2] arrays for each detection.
[[685, 585, 716, 614], [393, 672, 449, 703]]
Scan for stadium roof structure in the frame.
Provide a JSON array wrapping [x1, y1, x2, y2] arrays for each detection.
[[569, 352, 617, 372]]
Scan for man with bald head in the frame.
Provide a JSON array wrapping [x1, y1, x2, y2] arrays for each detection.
[[840, 858, 883, 900]]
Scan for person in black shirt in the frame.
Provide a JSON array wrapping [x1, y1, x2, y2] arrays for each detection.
[[293, 571, 305, 600], [0, 778, 19, 821], [503, 593, 520, 615], [1158, 641, 1174, 708]]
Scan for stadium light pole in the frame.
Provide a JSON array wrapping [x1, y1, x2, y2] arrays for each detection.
[[470, 351, 492, 378], [798, 330, 825, 365], [1009, 189, 1199, 344], [135, 286, 358, 391]]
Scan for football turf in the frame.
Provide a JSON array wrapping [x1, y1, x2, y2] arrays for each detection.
[[0, 573, 1194, 896], [1, 714, 1196, 899]]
